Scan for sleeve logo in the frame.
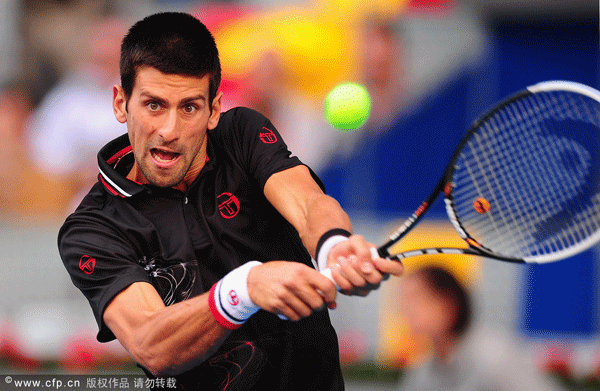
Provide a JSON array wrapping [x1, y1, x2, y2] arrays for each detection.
[[259, 127, 277, 144], [79, 255, 96, 274]]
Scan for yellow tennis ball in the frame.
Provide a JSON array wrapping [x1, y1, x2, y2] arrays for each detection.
[[325, 82, 371, 130]]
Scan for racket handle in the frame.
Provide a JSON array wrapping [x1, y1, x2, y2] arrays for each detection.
[[320, 267, 341, 291]]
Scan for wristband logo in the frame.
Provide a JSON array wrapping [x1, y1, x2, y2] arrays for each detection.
[[218, 192, 240, 219], [79, 255, 96, 274], [259, 127, 277, 144], [228, 289, 240, 306]]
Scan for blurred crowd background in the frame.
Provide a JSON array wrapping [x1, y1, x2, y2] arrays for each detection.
[[0, 0, 599, 389]]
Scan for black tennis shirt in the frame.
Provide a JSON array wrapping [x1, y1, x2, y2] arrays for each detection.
[[58, 107, 344, 390]]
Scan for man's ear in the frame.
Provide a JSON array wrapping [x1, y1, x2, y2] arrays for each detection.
[[207, 91, 223, 130], [113, 85, 128, 124]]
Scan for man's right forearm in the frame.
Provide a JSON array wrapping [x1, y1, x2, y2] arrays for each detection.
[[132, 294, 232, 376], [104, 282, 231, 377]]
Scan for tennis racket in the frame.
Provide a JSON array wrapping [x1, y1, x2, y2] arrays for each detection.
[[326, 80, 600, 276]]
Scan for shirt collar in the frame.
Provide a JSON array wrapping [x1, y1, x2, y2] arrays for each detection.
[[97, 134, 146, 198], [97, 133, 217, 198]]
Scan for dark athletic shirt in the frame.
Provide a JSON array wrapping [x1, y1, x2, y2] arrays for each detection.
[[58, 107, 344, 390]]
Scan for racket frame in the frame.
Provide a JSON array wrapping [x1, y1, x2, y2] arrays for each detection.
[[377, 80, 600, 264]]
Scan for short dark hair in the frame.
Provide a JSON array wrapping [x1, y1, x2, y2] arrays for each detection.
[[120, 12, 221, 107], [414, 266, 472, 336]]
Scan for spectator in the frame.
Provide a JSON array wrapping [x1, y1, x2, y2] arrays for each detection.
[[396, 266, 565, 391], [0, 83, 73, 221], [27, 13, 128, 213]]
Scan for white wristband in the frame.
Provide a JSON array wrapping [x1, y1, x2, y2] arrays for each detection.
[[208, 261, 262, 330], [317, 235, 349, 271]]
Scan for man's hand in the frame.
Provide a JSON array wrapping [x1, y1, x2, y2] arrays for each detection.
[[247, 261, 338, 321], [327, 235, 404, 296]]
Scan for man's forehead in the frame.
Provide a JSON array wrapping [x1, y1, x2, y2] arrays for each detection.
[[133, 67, 210, 97]]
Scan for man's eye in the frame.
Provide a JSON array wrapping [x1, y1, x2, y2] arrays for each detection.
[[183, 104, 197, 113], [147, 102, 160, 111]]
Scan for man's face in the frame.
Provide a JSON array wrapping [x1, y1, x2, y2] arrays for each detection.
[[113, 67, 221, 189]]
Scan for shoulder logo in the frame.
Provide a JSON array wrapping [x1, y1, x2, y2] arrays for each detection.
[[79, 255, 96, 274], [218, 192, 240, 219], [259, 127, 277, 144]]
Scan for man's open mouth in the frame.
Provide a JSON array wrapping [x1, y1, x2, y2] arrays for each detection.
[[151, 148, 181, 164]]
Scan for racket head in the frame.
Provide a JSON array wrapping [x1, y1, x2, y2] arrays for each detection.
[[445, 80, 600, 263]]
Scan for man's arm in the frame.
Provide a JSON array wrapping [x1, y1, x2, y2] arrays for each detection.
[[263, 165, 403, 293], [103, 282, 230, 377], [104, 262, 339, 376], [264, 166, 351, 256], [103, 166, 400, 377]]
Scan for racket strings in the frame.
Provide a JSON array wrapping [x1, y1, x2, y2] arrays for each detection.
[[458, 102, 555, 253], [524, 93, 597, 252], [551, 100, 600, 246], [517, 94, 596, 253], [460, 129, 525, 252], [451, 90, 600, 261]]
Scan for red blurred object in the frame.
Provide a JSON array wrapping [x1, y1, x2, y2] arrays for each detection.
[[60, 334, 102, 372], [0, 322, 42, 369], [537, 342, 573, 380], [191, 2, 255, 33], [409, 0, 456, 13], [60, 329, 132, 372], [338, 330, 367, 365]]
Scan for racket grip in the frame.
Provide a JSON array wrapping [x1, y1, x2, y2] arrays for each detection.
[[320, 268, 341, 291]]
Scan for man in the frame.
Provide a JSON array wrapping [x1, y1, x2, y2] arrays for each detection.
[[58, 12, 402, 390]]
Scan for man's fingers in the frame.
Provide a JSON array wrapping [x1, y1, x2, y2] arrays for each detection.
[[249, 261, 338, 321], [328, 237, 383, 285], [330, 263, 353, 292], [311, 270, 338, 304], [281, 268, 338, 320], [346, 252, 383, 286], [371, 255, 404, 276], [324, 236, 403, 296], [279, 295, 313, 321]]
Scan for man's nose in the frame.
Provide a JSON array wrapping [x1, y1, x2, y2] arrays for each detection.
[[157, 111, 180, 142]]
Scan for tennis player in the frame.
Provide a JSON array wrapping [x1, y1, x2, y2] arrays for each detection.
[[58, 12, 402, 390]]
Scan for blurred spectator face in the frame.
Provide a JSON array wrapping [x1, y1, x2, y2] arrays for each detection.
[[360, 20, 404, 91], [247, 51, 285, 100], [0, 89, 30, 139], [244, 50, 287, 119], [88, 16, 128, 78], [399, 272, 458, 340]]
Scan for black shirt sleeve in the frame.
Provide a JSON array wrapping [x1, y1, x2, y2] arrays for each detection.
[[58, 207, 151, 342], [215, 108, 307, 190]]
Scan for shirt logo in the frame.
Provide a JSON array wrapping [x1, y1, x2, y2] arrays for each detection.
[[259, 127, 277, 144], [79, 255, 96, 274], [218, 192, 240, 219]]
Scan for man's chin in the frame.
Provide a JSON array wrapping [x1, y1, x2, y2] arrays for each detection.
[[143, 170, 186, 189], [150, 178, 184, 189]]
